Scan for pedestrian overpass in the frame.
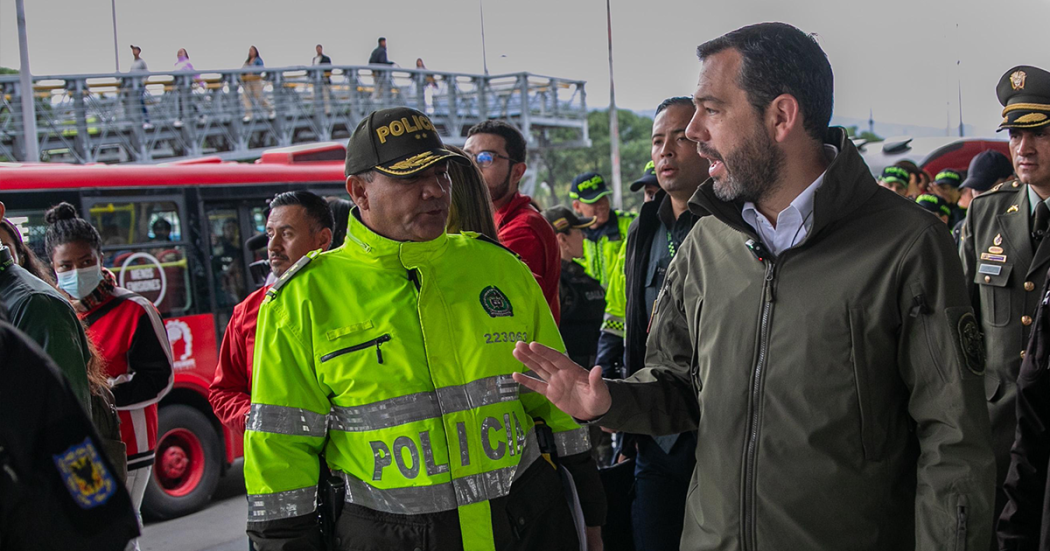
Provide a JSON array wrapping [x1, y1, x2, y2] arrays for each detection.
[[0, 65, 589, 164]]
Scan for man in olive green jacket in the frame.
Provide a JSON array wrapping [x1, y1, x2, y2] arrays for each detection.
[[514, 23, 995, 551]]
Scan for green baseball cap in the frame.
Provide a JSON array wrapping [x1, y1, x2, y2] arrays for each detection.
[[630, 161, 658, 192], [345, 107, 468, 178], [879, 166, 911, 186], [916, 194, 951, 218], [570, 172, 611, 203]]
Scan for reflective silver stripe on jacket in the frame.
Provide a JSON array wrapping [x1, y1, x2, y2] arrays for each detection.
[[247, 486, 318, 523], [553, 426, 592, 456], [329, 374, 521, 433], [247, 404, 328, 437], [338, 430, 541, 515]]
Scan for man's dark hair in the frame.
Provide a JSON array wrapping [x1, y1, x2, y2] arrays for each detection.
[[696, 22, 833, 141], [269, 190, 335, 233], [378, 37, 386, 44], [43, 202, 102, 259], [466, 120, 527, 164], [656, 96, 694, 117]]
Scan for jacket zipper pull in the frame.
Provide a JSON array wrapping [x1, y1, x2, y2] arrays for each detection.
[[764, 262, 776, 303], [374, 334, 391, 364]]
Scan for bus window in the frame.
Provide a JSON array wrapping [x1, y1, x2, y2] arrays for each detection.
[[207, 208, 246, 309], [85, 200, 192, 318]]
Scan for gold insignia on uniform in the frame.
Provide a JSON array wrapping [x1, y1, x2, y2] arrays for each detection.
[[1016, 113, 1049, 124], [989, 246, 1004, 254], [1007, 205, 1020, 213], [994, 234, 1003, 246], [1011, 70, 1027, 91]]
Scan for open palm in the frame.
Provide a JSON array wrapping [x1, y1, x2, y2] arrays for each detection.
[[512, 341, 612, 421]]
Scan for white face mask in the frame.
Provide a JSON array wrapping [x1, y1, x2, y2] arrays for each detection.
[[57, 263, 104, 299]]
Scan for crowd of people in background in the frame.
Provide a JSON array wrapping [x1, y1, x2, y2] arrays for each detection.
[[6, 20, 1050, 551]]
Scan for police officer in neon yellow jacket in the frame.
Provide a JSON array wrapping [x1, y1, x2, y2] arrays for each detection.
[[244, 107, 605, 551], [570, 172, 636, 288]]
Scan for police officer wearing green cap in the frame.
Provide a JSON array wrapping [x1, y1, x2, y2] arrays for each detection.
[[570, 172, 636, 288], [960, 64, 1050, 533], [929, 168, 967, 227], [878, 165, 911, 197], [630, 161, 661, 203]]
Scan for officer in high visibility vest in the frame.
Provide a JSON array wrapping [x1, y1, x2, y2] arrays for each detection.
[[570, 172, 636, 288], [244, 106, 606, 551]]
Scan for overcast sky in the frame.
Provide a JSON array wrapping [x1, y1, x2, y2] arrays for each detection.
[[2, 0, 1048, 135]]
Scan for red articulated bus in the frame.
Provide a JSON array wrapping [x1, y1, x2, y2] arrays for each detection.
[[0, 142, 349, 519]]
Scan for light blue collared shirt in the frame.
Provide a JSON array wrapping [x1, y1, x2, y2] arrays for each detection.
[[742, 145, 838, 255]]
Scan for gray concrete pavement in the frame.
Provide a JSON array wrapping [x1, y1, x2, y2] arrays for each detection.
[[141, 460, 249, 551]]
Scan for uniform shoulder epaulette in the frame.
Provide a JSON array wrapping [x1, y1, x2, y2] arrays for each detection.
[[464, 232, 521, 260], [265, 249, 321, 301], [987, 179, 1022, 194]]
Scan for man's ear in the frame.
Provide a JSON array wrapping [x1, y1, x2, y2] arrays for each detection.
[[510, 162, 528, 186], [767, 94, 801, 144], [318, 227, 333, 251], [347, 176, 368, 211]]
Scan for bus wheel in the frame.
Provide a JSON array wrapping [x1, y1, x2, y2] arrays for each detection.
[[142, 405, 222, 520]]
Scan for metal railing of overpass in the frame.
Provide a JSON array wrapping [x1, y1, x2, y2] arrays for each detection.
[[0, 65, 589, 164]]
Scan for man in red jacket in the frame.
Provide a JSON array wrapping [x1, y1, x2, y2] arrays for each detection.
[[464, 120, 561, 323], [209, 191, 334, 432]]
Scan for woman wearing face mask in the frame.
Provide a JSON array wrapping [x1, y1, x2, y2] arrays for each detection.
[[44, 202, 174, 550]]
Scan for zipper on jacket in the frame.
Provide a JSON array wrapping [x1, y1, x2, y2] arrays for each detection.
[[744, 258, 777, 551], [408, 269, 421, 291], [320, 334, 391, 364], [955, 496, 968, 551]]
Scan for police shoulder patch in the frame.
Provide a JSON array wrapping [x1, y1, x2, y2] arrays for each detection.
[[480, 285, 514, 318], [53, 437, 117, 509], [956, 312, 986, 376], [265, 249, 320, 301]]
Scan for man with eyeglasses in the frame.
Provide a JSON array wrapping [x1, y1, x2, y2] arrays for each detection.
[[465, 120, 562, 323]]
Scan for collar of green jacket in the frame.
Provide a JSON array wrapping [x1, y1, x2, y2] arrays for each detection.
[[688, 127, 878, 245], [342, 207, 451, 269]]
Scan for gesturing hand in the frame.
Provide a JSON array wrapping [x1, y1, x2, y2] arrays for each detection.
[[511, 341, 612, 421]]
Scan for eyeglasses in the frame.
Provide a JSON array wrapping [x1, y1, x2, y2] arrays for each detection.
[[471, 150, 517, 168]]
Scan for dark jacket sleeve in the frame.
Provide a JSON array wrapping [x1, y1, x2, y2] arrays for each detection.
[[0, 321, 140, 550], [959, 206, 979, 322], [898, 223, 996, 551], [998, 272, 1050, 550], [600, 241, 700, 436], [111, 305, 173, 409], [11, 293, 92, 412]]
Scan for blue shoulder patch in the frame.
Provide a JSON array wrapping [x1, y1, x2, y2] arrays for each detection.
[[52, 437, 117, 509]]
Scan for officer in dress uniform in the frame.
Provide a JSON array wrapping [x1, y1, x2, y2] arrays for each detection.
[[959, 64, 1050, 535]]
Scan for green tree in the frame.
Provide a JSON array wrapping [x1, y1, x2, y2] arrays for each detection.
[[532, 108, 654, 213], [0, 67, 18, 75]]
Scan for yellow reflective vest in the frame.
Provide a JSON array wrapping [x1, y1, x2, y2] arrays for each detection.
[[578, 210, 635, 288], [244, 213, 592, 551]]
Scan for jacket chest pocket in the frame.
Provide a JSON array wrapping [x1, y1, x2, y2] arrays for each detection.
[[321, 334, 392, 365], [975, 263, 1012, 327]]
